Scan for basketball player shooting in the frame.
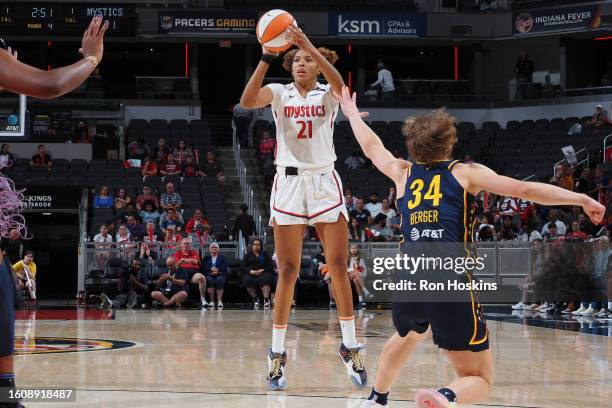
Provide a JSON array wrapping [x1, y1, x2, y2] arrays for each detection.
[[333, 87, 605, 408], [0, 16, 108, 408], [240, 25, 368, 390]]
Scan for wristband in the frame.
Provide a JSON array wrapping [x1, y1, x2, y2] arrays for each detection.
[[260, 54, 277, 65], [85, 55, 99, 67]]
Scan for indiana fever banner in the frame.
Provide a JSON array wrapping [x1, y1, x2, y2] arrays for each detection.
[[514, 5, 602, 35]]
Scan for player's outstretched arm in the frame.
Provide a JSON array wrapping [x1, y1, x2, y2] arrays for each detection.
[[335, 86, 406, 183], [466, 162, 605, 224], [240, 47, 275, 109], [287, 25, 344, 95], [0, 16, 108, 99]]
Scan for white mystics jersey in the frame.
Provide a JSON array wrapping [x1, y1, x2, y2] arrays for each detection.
[[266, 82, 339, 169]]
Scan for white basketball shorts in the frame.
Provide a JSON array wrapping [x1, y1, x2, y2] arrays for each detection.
[[269, 165, 349, 226]]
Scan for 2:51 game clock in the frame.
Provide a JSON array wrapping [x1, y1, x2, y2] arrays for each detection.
[[0, 3, 135, 36]]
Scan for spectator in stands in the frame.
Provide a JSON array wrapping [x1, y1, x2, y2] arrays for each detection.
[[1, 229, 26, 264], [152, 138, 170, 163], [380, 198, 396, 219], [587, 104, 609, 127], [174, 238, 207, 307], [347, 244, 373, 308], [139, 202, 161, 225], [0, 144, 14, 168], [541, 209, 567, 236], [173, 140, 193, 164], [370, 213, 394, 242], [93, 185, 114, 208], [114, 188, 132, 210], [541, 74, 555, 98], [194, 223, 215, 246], [387, 186, 397, 211], [243, 238, 274, 309], [478, 226, 495, 241], [115, 224, 133, 247], [160, 207, 184, 234], [181, 155, 199, 178], [551, 164, 574, 191], [542, 223, 560, 243], [365, 192, 382, 218], [575, 167, 596, 197], [344, 188, 358, 207], [497, 216, 518, 241], [163, 224, 183, 248], [151, 256, 189, 308], [29, 144, 53, 168], [159, 153, 182, 178], [143, 221, 161, 244], [514, 51, 534, 100], [348, 217, 366, 242], [185, 209, 209, 234], [389, 214, 401, 235], [200, 151, 225, 185], [135, 185, 160, 211], [101, 258, 149, 309], [73, 121, 88, 143], [350, 198, 372, 228], [160, 182, 182, 210], [520, 221, 542, 242], [203, 242, 228, 309], [13, 251, 37, 302], [345, 192, 356, 213], [93, 224, 113, 269], [126, 214, 145, 241], [117, 203, 138, 225], [233, 204, 257, 240], [259, 130, 276, 160], [344, 149, 365, 170], [139, 241, 158, 263], [127, 137, 150, 160], [141, 155, 158, 178], [370, 62, 395, 102], [567, 221, 589, 241], [233, 102, 256, 146]]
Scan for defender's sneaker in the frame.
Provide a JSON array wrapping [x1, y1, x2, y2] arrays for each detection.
[[415, 389, 458, 408], [267, 349, 288, 391], [338, 343, 368, 388]]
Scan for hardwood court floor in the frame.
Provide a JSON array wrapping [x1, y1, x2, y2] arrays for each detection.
[[13, 308, 612, 407]]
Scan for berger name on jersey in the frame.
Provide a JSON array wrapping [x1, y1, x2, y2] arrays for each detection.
[[284, 105, 326, 119], [410, 209, 439, 225]]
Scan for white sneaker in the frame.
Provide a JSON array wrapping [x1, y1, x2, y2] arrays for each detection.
[[536, 302, 549, 311], [595, 308, 610, 318], [264, 299, 271, 310], [512, 301, 525, 310], [581, 306, 597, 317], [573, 305, 587, 315], [201, 298, 209, 309], [217, 301, 224, 310], [361, 400, 387, 407], [100, 293, 113, 309]]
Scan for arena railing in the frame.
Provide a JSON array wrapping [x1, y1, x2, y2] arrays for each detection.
[[552, 148, 589, 175], [564, 85, 612, 97], [603, 133, 612, 163]]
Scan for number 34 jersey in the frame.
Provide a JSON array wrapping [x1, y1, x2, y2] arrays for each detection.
[[397, 160, 476, 244], [266, 82, 339, 169]]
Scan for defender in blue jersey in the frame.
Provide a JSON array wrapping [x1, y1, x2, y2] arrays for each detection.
[[0, 20, 107, 408], [334, 87, 605, 408]]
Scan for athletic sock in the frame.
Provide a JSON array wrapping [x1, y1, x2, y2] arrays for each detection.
[[608, 301, 612, 310], [272, 324, 287, 354], [437, 387, 457, 403], [339, 316, 357, 349], [367, 388, 389, 405]]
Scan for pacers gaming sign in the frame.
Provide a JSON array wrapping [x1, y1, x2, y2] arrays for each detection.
[[159, 10, 257, 35], [514, 5, 602, 35]]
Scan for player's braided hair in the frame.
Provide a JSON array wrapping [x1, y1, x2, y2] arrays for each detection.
[[282, 47, 339, 72], [402, 108, 457, 165]]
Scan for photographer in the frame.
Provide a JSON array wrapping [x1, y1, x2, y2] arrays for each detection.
[[151, 256, 189, 308], [100, 258, 149, 309]]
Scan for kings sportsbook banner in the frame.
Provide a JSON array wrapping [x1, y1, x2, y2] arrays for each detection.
[[513, 4, 602, 36], [158, 10, 258, 35]]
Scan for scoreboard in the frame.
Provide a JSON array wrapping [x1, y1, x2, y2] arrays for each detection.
[[0, 3, 135, 36]]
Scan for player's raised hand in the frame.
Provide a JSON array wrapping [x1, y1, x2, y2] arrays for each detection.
[[582, 196, 605, 224], [333, 86, 369, 119], [286, 25, 314, 51], [79, 15, 109, 63]]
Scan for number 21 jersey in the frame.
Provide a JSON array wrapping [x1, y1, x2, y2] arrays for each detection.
[[266, 82, 339, 169]]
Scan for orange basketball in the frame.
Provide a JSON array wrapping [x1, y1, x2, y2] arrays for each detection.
[[256, 9, 297, 53]]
